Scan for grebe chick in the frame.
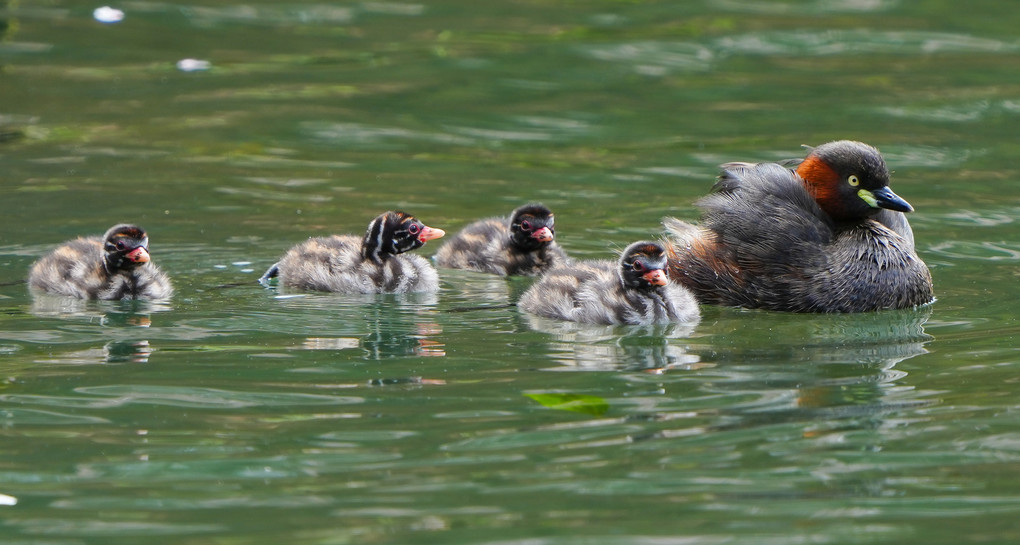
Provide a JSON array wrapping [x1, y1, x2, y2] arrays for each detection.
[[260, 211, 445, 294], [434, 203, 568, 276], [519, 241, 699, 325], [28, 224, 173, 300]]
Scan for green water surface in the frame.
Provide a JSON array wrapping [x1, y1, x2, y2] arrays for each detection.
[[1, 1, 1019, 544]]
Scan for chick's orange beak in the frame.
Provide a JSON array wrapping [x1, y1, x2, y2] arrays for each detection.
[[125, 246, 150, 263], [531, 226, 554, 243], [642, 269, 668, 287], [418, 226, 445, 243]]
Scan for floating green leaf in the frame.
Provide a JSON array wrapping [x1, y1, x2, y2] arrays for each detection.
[[525, 393, 609, 416]]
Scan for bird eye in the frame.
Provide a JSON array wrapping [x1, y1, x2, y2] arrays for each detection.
[[408, 223, 421, 235], [115, 241, 126, 250], [848, 175, 860, 187], [520, 220, 532, 231], [632, 261, 644, 272]]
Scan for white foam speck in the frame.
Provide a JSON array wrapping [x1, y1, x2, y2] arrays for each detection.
[[177, 59, 212, 72], [94, 6, 125, 23]]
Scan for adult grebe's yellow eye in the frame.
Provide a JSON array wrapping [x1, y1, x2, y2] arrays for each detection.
[[848, 175, 860, 187]]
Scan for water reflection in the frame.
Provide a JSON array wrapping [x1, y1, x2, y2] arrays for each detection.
[[23, 296, 166, 364], [441, 269, 515, 306], [524, 314, 701, 372], [34, 340, 152, 365], [361, 318, 445, 359], [674, 306, 936, 420], [270, 292, 445, 359], [594, 308, 940, 466], [29, 295, 171, 326], [693, 305, 933, 366]]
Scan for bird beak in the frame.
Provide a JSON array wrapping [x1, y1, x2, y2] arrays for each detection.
[[125, 246, 150, 263], [642, 269, 668, 287], [418, 226, 445, 243], [531, 226, 554, 242], [859, 186, 914, 213]]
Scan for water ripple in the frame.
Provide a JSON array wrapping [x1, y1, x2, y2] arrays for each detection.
[[316, 430, 419, 443], [303, 121, 474, 148], [927, 241, 1020, 262], [361, 2, 425, 16], [446, 115, 597, 143], [933, 208, 1019, 227], [441, 418, 643, 452], [214, 186, 333, 203], [881, 99, 1020, 124], [479, 538, 729, 545], [713, 30, 1020, 57], [579, 42, 715, 75], [445, 126, 554, 142], [714, 0, 898, 14], [180, 5, 355, 27], [581, 30, 1019, 75], [51, 493, 335, 510], [10, 518, 223, 537], [0, 408, 110, 425], [0, 42, 55, 54], [882, 145, 980, 168], [74, 452, 401, 483], [225, 155, 355, 169], [0, 386, 360, 410]]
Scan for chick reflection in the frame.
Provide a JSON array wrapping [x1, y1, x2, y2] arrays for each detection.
[[30, 294, 170, 326], [104, 340, 153, 363], [297, 304, 445, 359], [525, 314, 700, 371], [360, 317, 445, 359], [35, 340, 152, 365]]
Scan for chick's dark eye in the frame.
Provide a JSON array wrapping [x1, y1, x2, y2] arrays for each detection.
[[115, 241, 126, 250], [408, 224, 420, 235], [632, 261, 644, 272], [520, 220, 532, 231]]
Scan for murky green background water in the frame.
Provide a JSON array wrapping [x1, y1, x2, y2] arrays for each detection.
[[2, 1, 1019, 543]]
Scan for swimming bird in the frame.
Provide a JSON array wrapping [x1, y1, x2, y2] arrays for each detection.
[[28, 224, 174, 300], [434, 203, 568, 276], [260, 211, 445, 294], [664, 140, 934, 313], [519, 241, 699, 325]]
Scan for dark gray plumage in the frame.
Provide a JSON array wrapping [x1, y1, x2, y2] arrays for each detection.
[[664, 140, 933, 313], [434, 203, 568, 276], [260, 211, 444, 294], [28, 224, 173, 300], [519, 241, 699, 325]]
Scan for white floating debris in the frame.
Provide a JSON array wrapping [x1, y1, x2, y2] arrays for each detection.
[[176, 58, 212, 72], [232, 261, 252, 267], [0, 493, 17, 506], [303, 337, 361, 350], [93, 6, 125, 23]]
